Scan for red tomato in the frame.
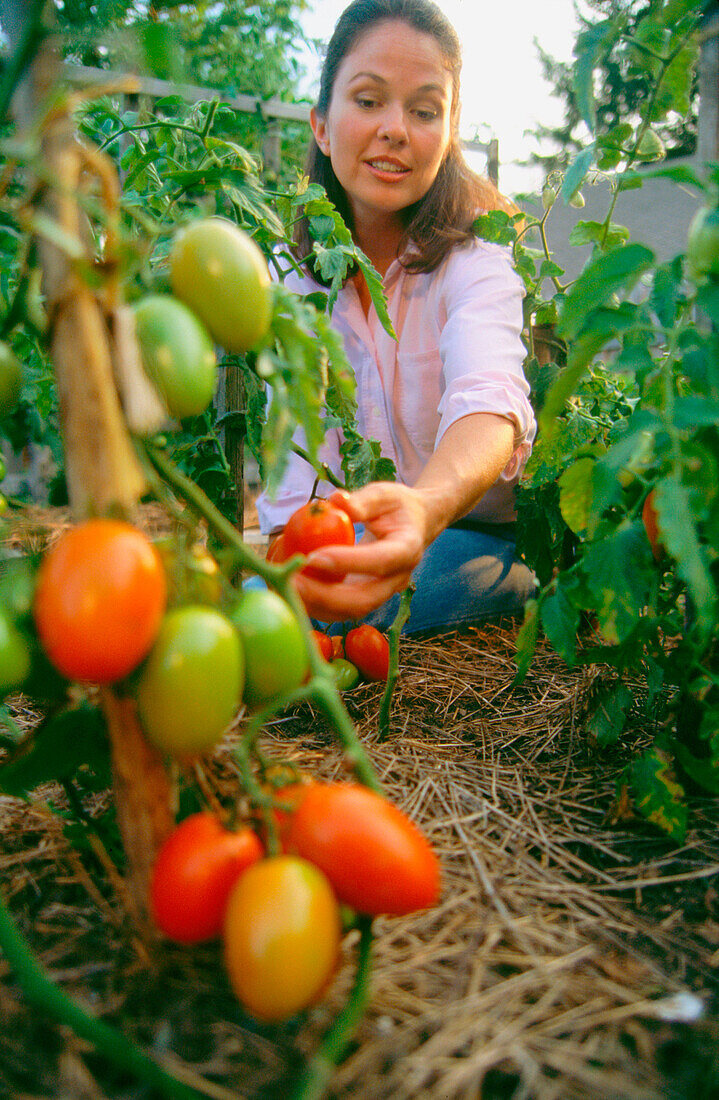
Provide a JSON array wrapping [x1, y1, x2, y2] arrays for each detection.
[[276, 781, 441, 916], [33, 519, 167, 684], [265, 532, 286, 563], [223, 855, 341, 1022], [345, 625, 390, 681], [150, 812, 263, 943], [281, 500, 355, 580], [642, 490, 665, 560], [312, 630, 333, 661]]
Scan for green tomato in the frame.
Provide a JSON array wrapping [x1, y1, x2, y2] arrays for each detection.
[[132, 295, 217, 420], [229, 588, 309, 710], [169, 217, 272, 354], [0, 608, 32, 694], [0, 342, 22, 418], [136, 605, 243, 756], [330, 658, 360, 691], [686, 206, 719, 282]]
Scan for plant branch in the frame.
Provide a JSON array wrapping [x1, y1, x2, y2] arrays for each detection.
[[290, 917, 374, 1100], [377, 583, 414, 740], [0, 890, 206, 1100]]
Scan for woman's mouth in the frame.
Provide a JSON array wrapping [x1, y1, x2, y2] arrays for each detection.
[[365, 159, 411, 180]]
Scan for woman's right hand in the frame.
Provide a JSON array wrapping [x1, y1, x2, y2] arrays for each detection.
[[288, 483, 430, 623]]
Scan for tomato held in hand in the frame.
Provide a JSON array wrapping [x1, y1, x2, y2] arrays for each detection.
[[277, 781, 441, 916], [136, 605, 243, 755], [345, 625, 390, 681], [33, 519, 167, 684], [229, 588, 309, 709], [281, 499, 355, 581], [223, 855, 341, 1022], [150, 812, 263, 943]]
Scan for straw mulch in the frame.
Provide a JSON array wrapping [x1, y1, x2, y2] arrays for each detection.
[[1, 550, 718, 1097]]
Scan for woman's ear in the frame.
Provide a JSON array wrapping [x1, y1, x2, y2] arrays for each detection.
[[310, 107, 331, 157]]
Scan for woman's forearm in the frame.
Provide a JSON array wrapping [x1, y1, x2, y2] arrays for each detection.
[[412, 412, 515, 546]]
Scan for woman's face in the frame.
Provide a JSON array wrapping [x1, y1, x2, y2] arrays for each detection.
[[311, 19, 454, 232]]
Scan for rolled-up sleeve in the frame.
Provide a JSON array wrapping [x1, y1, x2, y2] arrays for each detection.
[[436, 243, 535, 475]]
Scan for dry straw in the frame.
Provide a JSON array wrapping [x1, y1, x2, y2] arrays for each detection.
[[1, 527, 718, 1097]]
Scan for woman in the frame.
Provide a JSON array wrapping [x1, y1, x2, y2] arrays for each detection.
[[256, 0, 536, 633]]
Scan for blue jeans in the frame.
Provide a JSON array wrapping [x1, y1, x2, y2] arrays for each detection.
[[346, 524, 537, 635]]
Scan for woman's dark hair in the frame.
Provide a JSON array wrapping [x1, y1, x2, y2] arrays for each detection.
[[295, 0, 513, 278]]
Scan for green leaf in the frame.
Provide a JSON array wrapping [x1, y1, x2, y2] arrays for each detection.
[[654, 476, 717, 642], [0, 704, 109, 799], [627, 746, 687, 841], [540, 581, 580, 664], [561, 146, 595, 205], [568, 220, 630, 249], [557, 243, 654, 341], [558, 456, 595, 535], [581, 522, 653, 645], [588, 681, 634, 747], [573, 19, 620, 134], [513, 598, 540, 684]]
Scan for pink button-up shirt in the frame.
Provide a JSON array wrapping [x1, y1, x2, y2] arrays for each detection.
[[256, 236, 536, 533]]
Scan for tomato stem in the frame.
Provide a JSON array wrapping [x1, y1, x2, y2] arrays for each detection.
[[377, 583, 414, 741], [0, 889, 205, 1099], [290, 916, 374, 1100]]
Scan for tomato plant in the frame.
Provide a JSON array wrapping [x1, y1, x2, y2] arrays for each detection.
[[281, 499, 355, 581], [150, 812, 263, 943], [33, 519, 167, 684], [344, 625, 390, 681], [276, 781, 441, 915], [0, 608, 31, 694], [169, 217, 272, 354], [0, 341, 22, 417], [229, 588, 309, 709], [223, 855, 341, 1022], [642, 490, 664, 561], [136, 605, 243, 755], [132, 295, 217, 421]]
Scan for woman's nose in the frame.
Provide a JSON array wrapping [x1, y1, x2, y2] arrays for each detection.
[[377, 105, 408, 144]]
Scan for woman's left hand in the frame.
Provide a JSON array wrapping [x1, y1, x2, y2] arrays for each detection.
[[290, 482, 430, 623]]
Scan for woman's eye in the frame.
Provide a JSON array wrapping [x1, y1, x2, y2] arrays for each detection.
[[414, 108, 438, 122], [356, 96, 377, 110]]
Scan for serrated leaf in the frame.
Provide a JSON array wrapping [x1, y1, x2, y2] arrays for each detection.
[[561, 146, 596, 204], [559, 456, 595, 535], [557, 244, 654, 341], [588, 681, 634, 746], [654, 476, 717, 642], [627, 746, 687, 841], [568, 220, 630, 249], [540, 581, 580, 664], [0, 704, 109, 798], [581, 522, 653, 645]]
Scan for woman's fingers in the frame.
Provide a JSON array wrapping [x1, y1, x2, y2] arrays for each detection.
[[292, 569, 412, 623]]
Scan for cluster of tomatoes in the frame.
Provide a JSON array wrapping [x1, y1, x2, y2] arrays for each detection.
[[132, 216, 272, 424], [151, 779, 441, 1022]]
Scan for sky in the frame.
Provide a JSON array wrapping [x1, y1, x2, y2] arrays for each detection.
[[297, 0, 581, 197]]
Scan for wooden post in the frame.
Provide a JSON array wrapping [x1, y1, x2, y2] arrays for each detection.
[[4, 3, 174, 925]]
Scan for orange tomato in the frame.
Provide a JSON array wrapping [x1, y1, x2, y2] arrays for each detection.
[[33, 519, 167, 684]]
